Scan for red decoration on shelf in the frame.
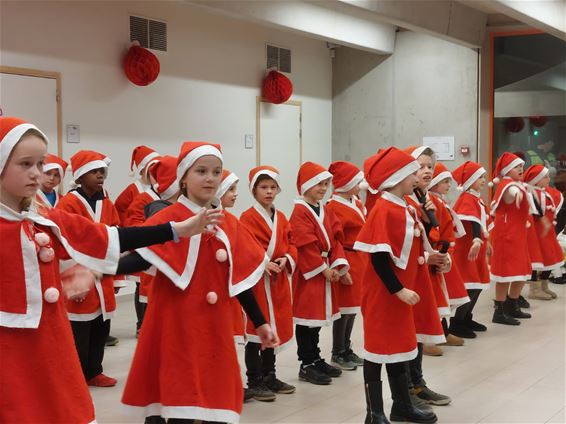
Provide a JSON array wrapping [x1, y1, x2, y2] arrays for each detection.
[[262, 70, 293, 104], [505, 117, 524, 133], [529, 116, 547, 127], [123, 44, 160, 86]]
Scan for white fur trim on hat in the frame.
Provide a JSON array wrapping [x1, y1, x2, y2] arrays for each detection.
[[159, 178, 180, 200], [462, 167, 486, 192], [73, 158, 111, 181], [0, 123, 48, 174], [133, 151, 160, 177], [177, 145, 223, 182], [499, 157, 524, 178], [216, 172, 239, 199], [249, 169, 281, 193], [335, 171, 364, 193], [411, 146, 436, 166], [527, 167, 549, 187], [378, 160, 420, 191], [300, 171, 333, 195], [42, 163, 64, 178], [429, 171, 453, 189]]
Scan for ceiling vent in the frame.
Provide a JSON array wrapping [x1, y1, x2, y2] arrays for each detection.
[[130, 15, 167, 52]]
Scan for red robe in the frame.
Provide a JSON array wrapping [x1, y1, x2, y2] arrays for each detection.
[[122, 195, 267, 422], [56, 190, 121, 321], [453, 191, 491, 290], [240, 204, 297, 352], [115, 180, 147, 224], [289, 200, 349, 327], [490, 178, 532, 282], [0, 203, 120, 424], [354, 192, 445, 364], [532, 187, 563, 272], [326, 195, 368, 314]]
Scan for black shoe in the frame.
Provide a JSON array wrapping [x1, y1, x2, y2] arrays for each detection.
[[492, 300, 520, 326], [504, 297, 531, 319], [463, 313, 487, 332], [264, 372, 296, 394], [247, 380, 276, 402], [314, 359, 342, 377], [550, 274, 566, 284], [449, 319, 477, 339], [105, 335, 119, 347], [517, 295, 530, 309], [243, 387, 254, 402], [364, 382, 390, 424], [144, 416, 166, 424], [388, 372, 437, 423], [299, 364, 332, 385]]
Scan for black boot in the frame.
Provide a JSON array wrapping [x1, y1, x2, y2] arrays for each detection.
[[517, 295, 530, 309], [504, 297, 531, 319], [364, 382, 390, 424], [388, 372, 437, 423], [449, 318, 476, 338], [463, 313, 487, 332], [492, 300, 520, 325]]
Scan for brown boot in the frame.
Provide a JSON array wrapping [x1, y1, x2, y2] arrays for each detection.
[[541, 280, 557, 299], [423, 344, 443, 356], [440, 334, 465, 346], [528, 281, 553, 300]]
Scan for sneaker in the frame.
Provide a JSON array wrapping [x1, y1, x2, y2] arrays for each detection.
[[345, 349, 364, 366], [314, 359, 342, 377], [244, 387, 254, 402], [264, 373, 296, 394], [409, 388, 433, 412], [248, 381, 276, 402], [298, 364, 332, 385], [105, 335, 119, 347], [415, 385, 451, 406], [331, 354, 357, 371], [87, 373, 117, 387]]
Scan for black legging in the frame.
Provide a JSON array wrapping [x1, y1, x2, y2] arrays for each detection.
[[453, 289, 482, 321], [245, 342, 276, 382], [332, 313, 356, 355], [363, 359, 406, 382]]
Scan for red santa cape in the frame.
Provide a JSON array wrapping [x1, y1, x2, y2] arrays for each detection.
[[532, 187, 564, 271]]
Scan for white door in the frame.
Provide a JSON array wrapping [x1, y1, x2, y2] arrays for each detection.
[[0, 72, 58, 155], [259, 101, 301, 217]]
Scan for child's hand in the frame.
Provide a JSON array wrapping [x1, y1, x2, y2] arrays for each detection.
[[273, 256, 288, 272], [322, 268, 333, 281], [486, 241, 493, 257], [256, 324, 280, 349], [428, 252, 448, 267], [173, 209, 223, 238], [265, 261, 282, 275], [339, 273, 353, 285], [468, 240, 481, 261], [395, 288, 420, 305]]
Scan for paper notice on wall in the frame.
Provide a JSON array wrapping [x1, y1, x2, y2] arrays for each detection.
[[423, 136, 455, 160]]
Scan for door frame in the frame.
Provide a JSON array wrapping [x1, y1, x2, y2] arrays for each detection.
[[1, 66, 63, 157], [256, 97, 303, 166]]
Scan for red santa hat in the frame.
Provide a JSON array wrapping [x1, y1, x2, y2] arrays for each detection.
[[248, 165, 281, 193], [452, 161, 486, 192], [216, 169, 239, 199], [329, 161, 364, 193], [43, 154, 68, 179], [490, 152, 524, 186], [0, 117, 48, 174], [429, 162, 454, 188], [364, 147, 420, 192], [176, 141, 223, 182], [150, 155, 179, 200], [296, 161, 332, 195], [403, 145, 437, 167], [69, 150, 111, 181], [130, 145, 160, 177], [523, 164, 549, 187]]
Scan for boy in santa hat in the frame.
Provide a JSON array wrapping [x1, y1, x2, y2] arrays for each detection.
[[35, 153, 68, 209], [290, 161, 350, 385], [354, 147, 444, 424], [326, 160, 367, 371]]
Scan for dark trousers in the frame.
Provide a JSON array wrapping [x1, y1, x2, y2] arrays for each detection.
[[363, 359, 406, 382], [453, 289, 482, 321], [332, 313, 356, 355], [295, 324, 321, 365], [146, 419, 225, 424], [134, 282, 147, 330], [245, 342, 276, 383], [407, 343, 425, 388], [70, 315, 110, 380]]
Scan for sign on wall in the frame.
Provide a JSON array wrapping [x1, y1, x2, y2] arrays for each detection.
[[423, 136, 455, 160]]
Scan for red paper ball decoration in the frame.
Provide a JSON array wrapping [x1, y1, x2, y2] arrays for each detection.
[[529, 116, 547, 127], [505, 117, 524, 133], [262, 70, 293, 104], [124, 45, 160, 86]]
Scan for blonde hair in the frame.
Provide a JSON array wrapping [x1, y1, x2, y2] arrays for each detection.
[[13, 128, 48, 211]]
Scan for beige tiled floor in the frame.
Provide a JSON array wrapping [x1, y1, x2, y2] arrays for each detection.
[[92, 284, 566, 423]]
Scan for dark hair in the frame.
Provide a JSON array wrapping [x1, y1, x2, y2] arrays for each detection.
[[253, 174, 277, 190]]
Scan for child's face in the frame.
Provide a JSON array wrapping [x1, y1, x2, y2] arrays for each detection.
[[221, 182, 238, 208], [416, 155, 433, 190], [507, 164, 524, 181], [343, 184, 360, 197], [536, 175, 550, 188], [432, 178, 451, 196], [304, 178, 330, 202], [0, 134, 46, 208], [182, 155, 222, 206], [254, 178, 279, 208], [79, 168, 106, 194], [40, 169, 61, 193], [398, 172, 418, 196], [470, 174, 486, 192]]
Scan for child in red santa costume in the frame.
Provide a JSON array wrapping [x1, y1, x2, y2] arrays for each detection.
[[240, 166, 298, 401], [354, 147, 445, 424], [290, 161, 350, 386], [121, 141, 278, 424], [326, 160, 367, 371], [449, 161, 492, 337], [0, 117, 221, 424], [35, 153, 68, 209]]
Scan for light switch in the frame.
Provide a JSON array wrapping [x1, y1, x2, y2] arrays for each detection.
[[67, 125, 80, 143], [245, 134, 254, 149]]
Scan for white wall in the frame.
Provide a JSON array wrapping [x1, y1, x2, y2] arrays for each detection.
[[332, 31, 479, 173], [1, 0, 332, 216]]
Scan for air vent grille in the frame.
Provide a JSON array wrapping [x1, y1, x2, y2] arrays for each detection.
[[130, 15, 167, 52]]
